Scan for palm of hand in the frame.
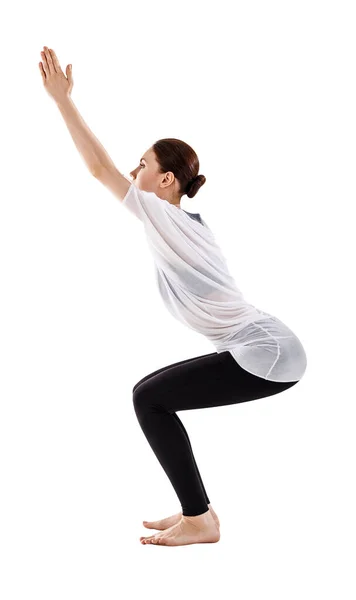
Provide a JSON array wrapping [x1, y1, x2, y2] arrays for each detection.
[[39, 46, 73, 101]]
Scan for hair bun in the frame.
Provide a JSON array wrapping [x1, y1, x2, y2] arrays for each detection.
[[193, 174, 205, 187], [186, 173, 206, 198]]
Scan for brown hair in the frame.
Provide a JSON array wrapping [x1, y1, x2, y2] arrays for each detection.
[[152, 138, 206, 199]]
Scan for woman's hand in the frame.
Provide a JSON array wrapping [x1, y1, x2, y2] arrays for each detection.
[[39, 46, 73, 103]]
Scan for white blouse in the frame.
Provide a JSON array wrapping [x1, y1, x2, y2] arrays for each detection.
[[121, 183, 307, 383]]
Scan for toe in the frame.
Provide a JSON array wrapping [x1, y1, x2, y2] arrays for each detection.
[[142, 535, 157, 543]]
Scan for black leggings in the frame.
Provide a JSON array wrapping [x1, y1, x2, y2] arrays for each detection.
[[132, 350, 299, 517]]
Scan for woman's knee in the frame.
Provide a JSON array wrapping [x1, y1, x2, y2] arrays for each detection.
[[132, 383, 152, 418], [132, 381, 140, 395], [132, 377, 147, 395]]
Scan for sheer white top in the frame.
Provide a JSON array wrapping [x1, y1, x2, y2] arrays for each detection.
[[121, 183, 307, 382]]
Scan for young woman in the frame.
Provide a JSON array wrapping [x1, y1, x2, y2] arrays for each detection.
[[39, 47, 307, 547]]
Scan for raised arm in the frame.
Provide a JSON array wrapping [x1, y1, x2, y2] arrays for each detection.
[[56, 96, 117, 176], [56, 95, 131, 201], [39, 46, 131, 201]]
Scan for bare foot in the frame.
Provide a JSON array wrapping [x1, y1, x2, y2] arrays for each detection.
[[140, 510, 220, 546], [143, 504, 220, 530]]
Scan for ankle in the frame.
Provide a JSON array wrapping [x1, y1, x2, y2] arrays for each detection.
[[182, 510, 211, 522]]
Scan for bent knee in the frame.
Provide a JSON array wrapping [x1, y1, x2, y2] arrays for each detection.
[[132, 382, 150, 413]]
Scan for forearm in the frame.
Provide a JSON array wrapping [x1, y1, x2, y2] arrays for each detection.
[[56, 97, 116, 175]]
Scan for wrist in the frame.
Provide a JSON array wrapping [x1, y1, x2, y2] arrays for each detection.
[[56, 94, 72, 109]]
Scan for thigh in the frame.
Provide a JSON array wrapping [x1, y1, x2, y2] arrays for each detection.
[[132, 351, 218, 393], [134, 350, 299, 414]]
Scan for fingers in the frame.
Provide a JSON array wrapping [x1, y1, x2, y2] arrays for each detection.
[[41, 47, 57, 76], [48, 48, 61, 73], [39, 61, 46, 81], [44, 47, 54, 74], [40, 51, 49, 76]]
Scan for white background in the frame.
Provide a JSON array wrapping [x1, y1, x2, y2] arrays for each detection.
[[1, 0, 355, 598]]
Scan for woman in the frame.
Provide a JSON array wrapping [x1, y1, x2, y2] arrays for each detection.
[[39, 47, 307, 547]]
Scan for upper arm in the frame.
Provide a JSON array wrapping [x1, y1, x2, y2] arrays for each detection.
[[93, 164, 131, 203]]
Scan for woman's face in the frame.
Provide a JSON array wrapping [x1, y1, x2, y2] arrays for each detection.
[[129, 147, 160, 192], [129, 147, 181, 206]]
